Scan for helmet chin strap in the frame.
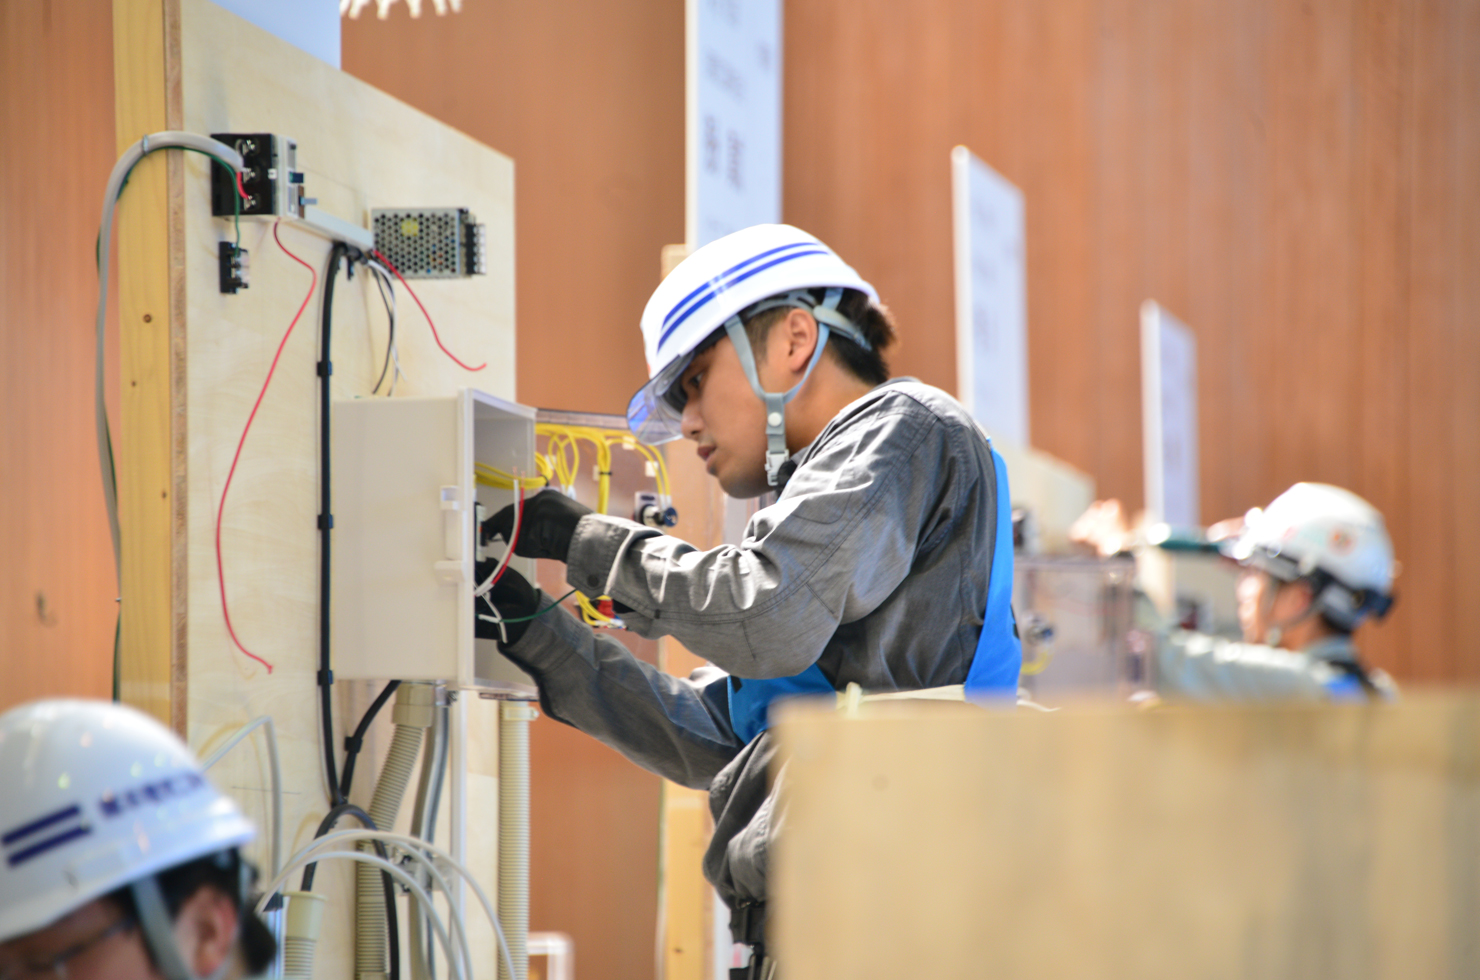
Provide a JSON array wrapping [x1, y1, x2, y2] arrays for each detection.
[[130, 875, 239, 980], [724, 288, 862, 486]]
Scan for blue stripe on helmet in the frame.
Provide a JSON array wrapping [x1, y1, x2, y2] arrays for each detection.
[[2, 804, 81, 846], [656, 247, 829, 354], [661, 241, 818, 335], [6, 825, 92, 868]]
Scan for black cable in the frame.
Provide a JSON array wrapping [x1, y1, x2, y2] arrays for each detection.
[[370, 265, 397, 395], [318, 241, 351, 806], [298, 803, 401, 980], [339, 679, 402, 801]]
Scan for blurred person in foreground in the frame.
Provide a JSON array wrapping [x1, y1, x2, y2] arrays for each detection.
[[0, 699, 275, 980], [1071, 483, 1398, 702]]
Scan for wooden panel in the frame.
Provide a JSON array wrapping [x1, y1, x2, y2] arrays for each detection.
[[113, 0, 183, 730], [0, 0, 120, 706], [161, 1, 516, 975], [774, 697, 1480, 978]]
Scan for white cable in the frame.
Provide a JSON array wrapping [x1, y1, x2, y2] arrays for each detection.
[[473, 490, 521, 598], [199, 715, 282, 880], [479, 591, 509, 644], [256, 849, 469, 980], [95, 132, 244, 582], [277, 829, 516, 980]]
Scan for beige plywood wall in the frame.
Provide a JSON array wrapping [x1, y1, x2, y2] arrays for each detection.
[[110, 0, 518, 975], [774, 696, 1480, 979]]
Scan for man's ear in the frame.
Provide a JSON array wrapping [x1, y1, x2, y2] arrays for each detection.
[[171, 887, 239, 979], [779, 307, 820, 374]]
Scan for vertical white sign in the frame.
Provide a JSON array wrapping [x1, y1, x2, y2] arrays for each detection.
[[1141, 301, 1200, 527], [951, 146, 1029, 447], [687, 0, 782, 247]]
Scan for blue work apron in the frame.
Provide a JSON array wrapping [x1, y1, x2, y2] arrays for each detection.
[[727, 447, 1023, 743]]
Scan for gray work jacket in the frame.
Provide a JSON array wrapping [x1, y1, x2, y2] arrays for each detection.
[[502, 379, 1005, 911], [1156, 631, 1397, 701]]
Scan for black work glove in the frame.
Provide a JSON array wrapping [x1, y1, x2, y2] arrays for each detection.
[[473, 563, 539, 647], [481, 489, 593, 563]]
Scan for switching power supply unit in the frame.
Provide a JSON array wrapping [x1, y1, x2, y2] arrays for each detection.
[[372, 207, 487, 278]]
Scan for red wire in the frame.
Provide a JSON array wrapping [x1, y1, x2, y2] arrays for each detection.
[[371, 248, 486, 371], [213, 221, 317, 673], [487, 485, 524, 592], [235, 170, 249, 201]]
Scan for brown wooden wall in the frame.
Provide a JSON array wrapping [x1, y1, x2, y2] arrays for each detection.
[[783, 0, 1480, 684], [345, 0, 1479, 690], [1, 0, 119, 704]]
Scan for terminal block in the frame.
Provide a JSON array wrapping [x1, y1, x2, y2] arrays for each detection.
[[210, 133, 304, 218], [218, 242, 249, 294], [371, 208, 487, 278]]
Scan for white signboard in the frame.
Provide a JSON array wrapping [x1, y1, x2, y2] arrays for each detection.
[[951, 146, 1028, 447], [687, 0, 782, 247], [1141, 301, 1200, 527]]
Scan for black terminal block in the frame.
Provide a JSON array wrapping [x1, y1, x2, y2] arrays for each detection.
[[211, 132, 278, 217], [218, 242, 249, 294]]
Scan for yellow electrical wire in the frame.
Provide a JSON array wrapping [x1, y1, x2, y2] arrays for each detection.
[[473, 463, 545, 491]]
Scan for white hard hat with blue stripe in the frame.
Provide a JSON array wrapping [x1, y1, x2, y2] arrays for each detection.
[[0, 699, 254, 971], [629, 225, 877, 483]]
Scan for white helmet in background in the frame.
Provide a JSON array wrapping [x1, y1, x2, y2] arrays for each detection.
[[628, 224, 878, 485], [1225, 483, 1396, 630], [0, 699, 254, 974]]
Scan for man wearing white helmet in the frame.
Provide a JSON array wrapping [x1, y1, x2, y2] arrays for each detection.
[[0, 700, 276, 980], [1160, 482, 1398, 701], [478, 224, 1021, 971], [1078, 483, 1398, 701]]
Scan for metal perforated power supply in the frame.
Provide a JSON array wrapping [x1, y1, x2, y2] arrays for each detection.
[[371, 208, 487, 278]]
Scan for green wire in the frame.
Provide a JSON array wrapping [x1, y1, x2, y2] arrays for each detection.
[[496, 589, 579, 624], [97, 147, 243, 269]]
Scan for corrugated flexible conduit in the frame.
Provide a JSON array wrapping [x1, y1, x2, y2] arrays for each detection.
[[357, 683, 436, 980], [498, 702, 537, 980]]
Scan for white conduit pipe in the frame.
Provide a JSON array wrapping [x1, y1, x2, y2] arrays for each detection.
[[357, 684, 435, 980], [498, 702, 537, 980]]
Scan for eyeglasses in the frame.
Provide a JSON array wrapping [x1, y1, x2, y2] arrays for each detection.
[[0, 916, 134, 980]]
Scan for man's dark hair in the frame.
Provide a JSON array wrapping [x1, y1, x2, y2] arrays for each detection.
[[742, 288, 895, 385], [108, 850, 277, 976]]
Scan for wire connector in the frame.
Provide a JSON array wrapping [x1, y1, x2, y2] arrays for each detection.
[[218, 242, 249, 294]]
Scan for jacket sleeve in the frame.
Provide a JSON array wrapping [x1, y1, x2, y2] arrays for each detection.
[[499, 590, 746, 789], [1154, 630, 1333, 701], [563, 404, 963, 678]]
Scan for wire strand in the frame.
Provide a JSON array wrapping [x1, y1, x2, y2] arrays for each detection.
[[212, 221, 317, 674], [473, 486, 522, 598], [371, 249, 486, 372]]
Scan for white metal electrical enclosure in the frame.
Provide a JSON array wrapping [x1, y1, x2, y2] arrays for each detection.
[[332, 388, 538, 694]]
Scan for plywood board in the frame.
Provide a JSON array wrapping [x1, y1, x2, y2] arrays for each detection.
[[116, 0, 523, 976], [774, 696, 1480, 979]]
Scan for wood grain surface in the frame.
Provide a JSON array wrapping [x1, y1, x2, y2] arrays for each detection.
[[775, 695, 1480, 979]]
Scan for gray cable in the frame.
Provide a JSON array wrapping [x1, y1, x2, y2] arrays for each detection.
[[200, 715, 283, 880], [95, 132, 243, 582]]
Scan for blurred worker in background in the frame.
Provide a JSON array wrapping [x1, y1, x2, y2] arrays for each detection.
[[476, 224, 1021, 976], [0, 699, 276, 980], [1071, 482, 1397, 701]]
